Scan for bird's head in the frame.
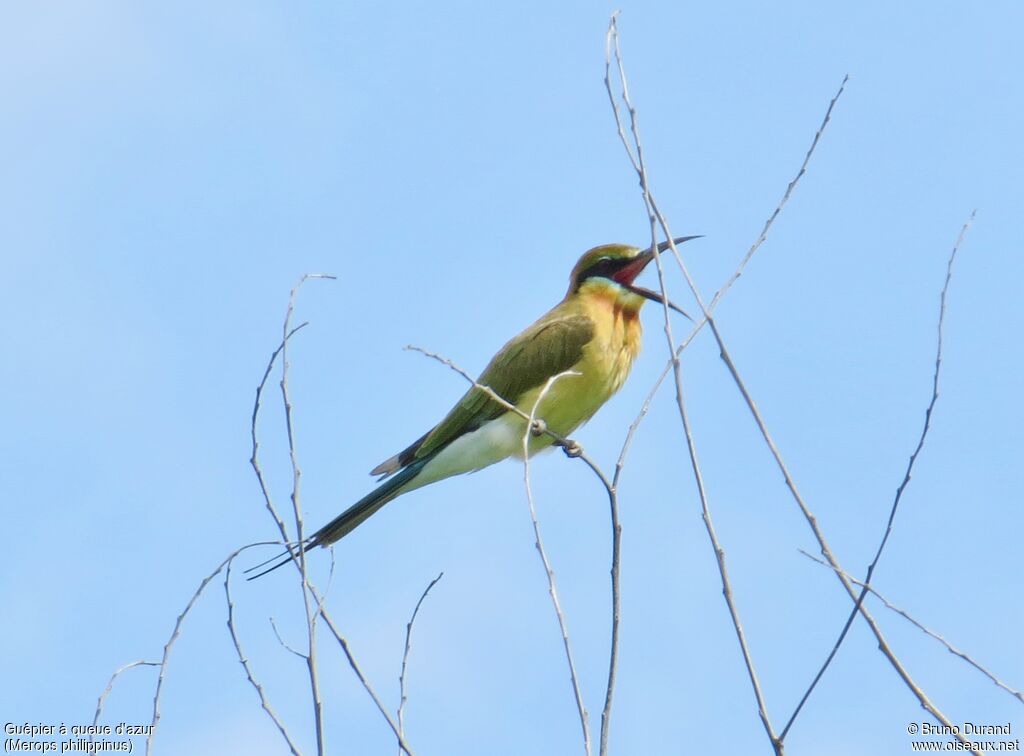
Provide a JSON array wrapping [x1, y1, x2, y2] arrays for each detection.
[[566, 237, 701, 312]]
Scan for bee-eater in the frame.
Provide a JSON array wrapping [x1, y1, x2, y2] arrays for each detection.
[[250, 237, 697, 576]]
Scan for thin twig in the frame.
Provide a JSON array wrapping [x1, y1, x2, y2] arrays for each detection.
[[607, 15, 978, 754], [224, 559, 302, 755], [614, 72, 848, 480], [406, 344, 578, 451], [782, 212, 976, 738], [708, 76, 849, 312], [552, 438, 622, 756], [280, 273, 335, 756], [250, 276, 414, 756], [799, 550, 1024, 705], [407, 345, 617, 503], [605, 15, 781, 753], [711, 316, 975, 753], [682, 361, 782, 756], [91, 660, 159, 746], [523, 370, 592, 756], [145, 542, 278, 756], [606, 18, 729, 754], [251, 320, 310, 546], [398, 572, 444, 754], [269, 616, 308, 659], [313, 587, 416, 756], [407, 342, 622, 752], [597, 470, 621, 756]]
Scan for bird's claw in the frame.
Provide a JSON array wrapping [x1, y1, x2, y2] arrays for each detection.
[[562, 440, 582, 458], [530, 419, 547, 437]]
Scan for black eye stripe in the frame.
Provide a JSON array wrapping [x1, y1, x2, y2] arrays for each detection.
[[578, 257, 621, 283]]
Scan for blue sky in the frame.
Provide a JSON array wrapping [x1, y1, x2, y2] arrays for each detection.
[[2, 2, 1021, 755]]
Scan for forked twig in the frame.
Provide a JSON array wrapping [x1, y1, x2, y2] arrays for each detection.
[[251, 320, 310, 545], [279, 273, 335, 756], [269, 616, 308, 659], [101, 280, 422, 755], [606, 13, 978, 755], [398, 572, 444, 754], [250, 276, 415, 756], [799, 550, 1024, 705], [614, 58, 849, 477], [224, 559, 302, 755], [145, 542, 278, 756], [409, 343, 619, 754], [709, 315, 974, 752], [605, 14, 781, 753], [91, 660, 159, 746], [781, 212, 977, 738], [315, 586, 416, 756]]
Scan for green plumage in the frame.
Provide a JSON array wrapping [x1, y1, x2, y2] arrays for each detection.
[[247, 238, 701, 573], [372, 313, 594, 476], [313, 314, 595, 547], [310, 455, 433, 546]]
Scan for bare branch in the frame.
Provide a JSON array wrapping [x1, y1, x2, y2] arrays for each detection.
[[91, 660, 159, 747], [224, 559, 302, 755], [596, 469, 621, 756], [708, 76, 849, 312], [523, 371, 592, 756], [314, 588, 416, 756], [279, 273, 334, 756], [605, 15, 781, 752], [799, 550, 1024, 705], [269, 617, 308, 659], [406, 342, 622, 755], [782, 211, 977, 737], [250, 320, 310, 546], [708, 296, 975, 751], [398, 572, 444, 754], [605, 14, 979, 753], [250, 274, 414, 755], [873, 212, 975, 574], [145, 542, 278, 756], [614, 72, 849, 480]]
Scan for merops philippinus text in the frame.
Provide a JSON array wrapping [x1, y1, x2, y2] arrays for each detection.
[[250, 237, 698, 577]]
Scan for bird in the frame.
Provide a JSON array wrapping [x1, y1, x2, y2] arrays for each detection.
[[248, 236, 698, 578]]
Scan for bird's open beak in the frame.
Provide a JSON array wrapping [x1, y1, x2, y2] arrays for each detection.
[[613, 235, 703, 285], [616, 235, 702, 319]]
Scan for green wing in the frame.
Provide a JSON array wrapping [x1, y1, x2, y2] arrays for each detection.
[[371, 313, 593, 476]]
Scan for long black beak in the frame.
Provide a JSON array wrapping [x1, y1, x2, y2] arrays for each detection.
[[655, 235, 703, 254], [623, 235, 703, 320]]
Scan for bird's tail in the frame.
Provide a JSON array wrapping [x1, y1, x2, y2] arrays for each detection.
[[309, 455, 429, 548], [245, 456, 430, 580]]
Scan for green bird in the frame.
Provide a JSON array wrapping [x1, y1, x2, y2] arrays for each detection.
[[251, 237, 697, 577]]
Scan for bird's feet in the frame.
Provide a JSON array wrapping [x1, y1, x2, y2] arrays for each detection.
[[561, 439, 582, 458], [530, 418, 582, 457]]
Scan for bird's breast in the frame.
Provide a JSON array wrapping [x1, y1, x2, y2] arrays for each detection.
[[511, 289, 643, 452], [581, 289, 643, 395]]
